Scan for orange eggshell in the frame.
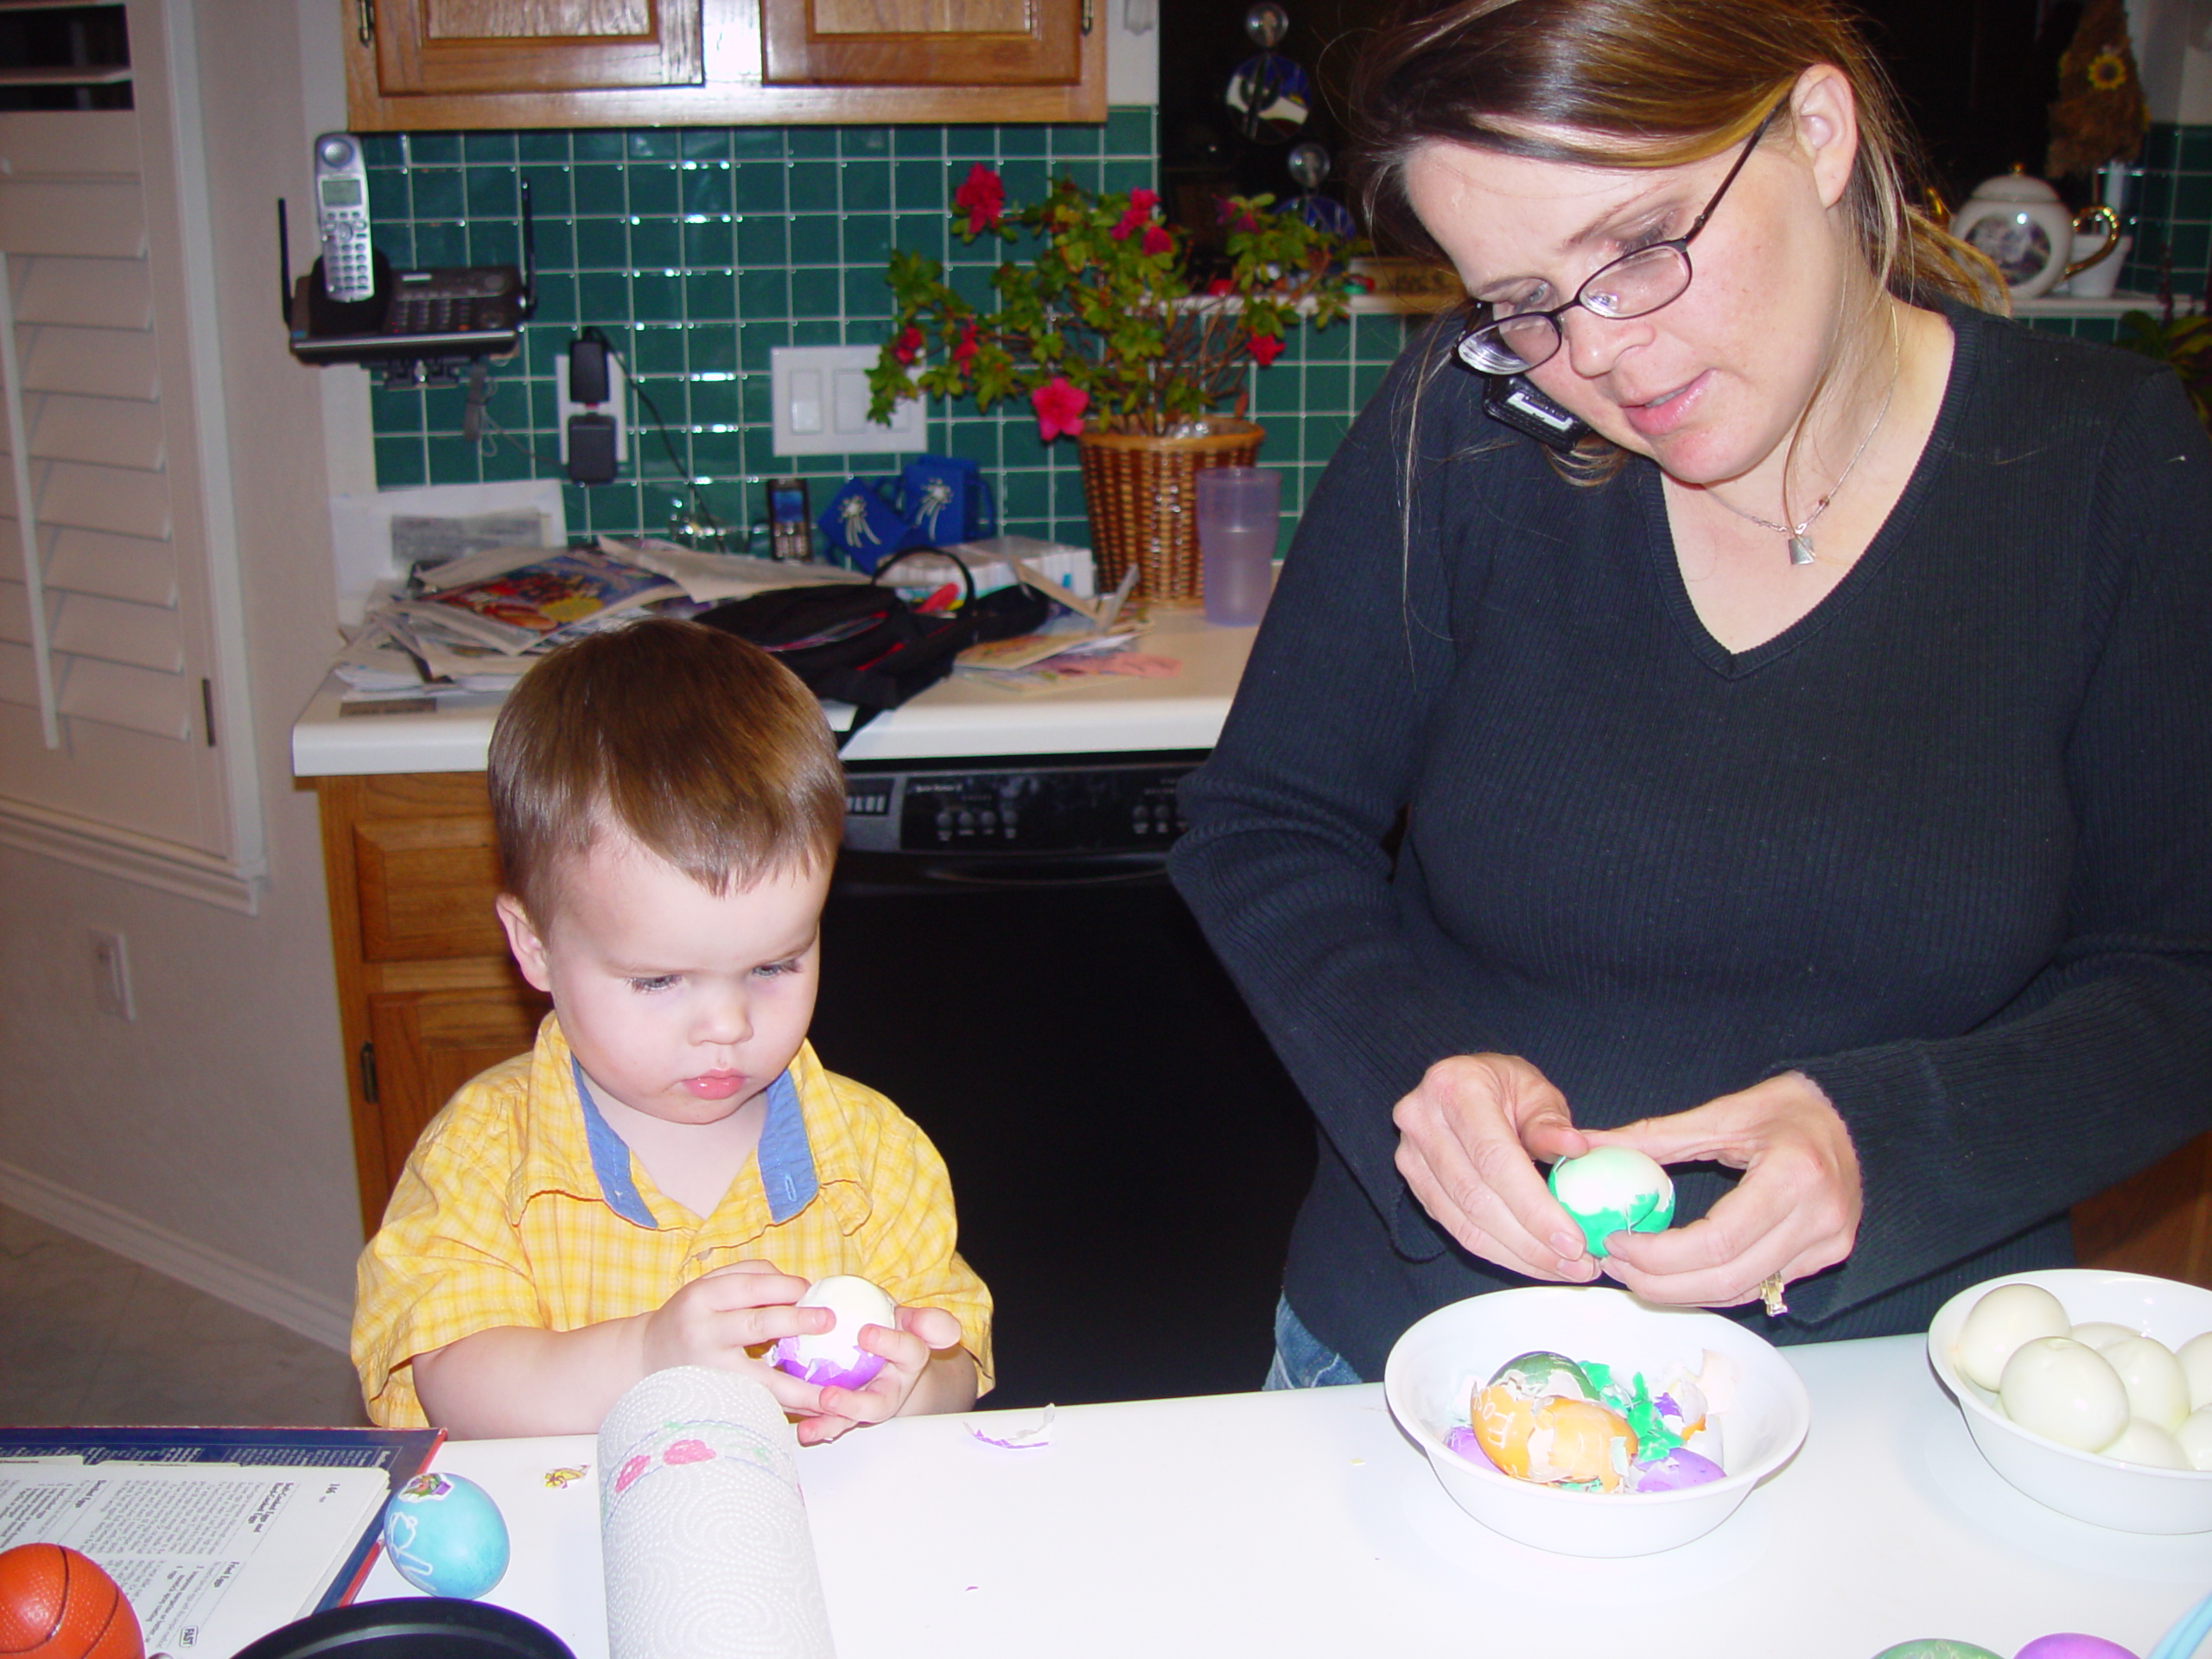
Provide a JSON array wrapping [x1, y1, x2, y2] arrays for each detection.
[[0, 1544, 144, 1659], [1471, 1383, 1541, 1480], [1525, 1397, 1640, 1491]]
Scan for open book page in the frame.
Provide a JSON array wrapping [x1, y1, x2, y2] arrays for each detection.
[[0, 1461, 392, 1657]]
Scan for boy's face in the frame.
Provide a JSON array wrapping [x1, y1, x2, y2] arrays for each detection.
[[496, 831, 831, 1125]]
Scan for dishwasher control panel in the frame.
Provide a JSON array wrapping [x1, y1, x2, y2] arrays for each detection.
[[842, 756, 1200, 855]]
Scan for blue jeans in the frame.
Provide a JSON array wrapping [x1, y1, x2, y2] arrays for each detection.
[[1262, 1296, 1364, 1389]]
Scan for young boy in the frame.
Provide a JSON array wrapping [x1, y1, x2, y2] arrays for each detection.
[[352, 618, 990, 1440]]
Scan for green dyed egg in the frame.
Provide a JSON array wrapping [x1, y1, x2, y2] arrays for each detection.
[[1869, 1644, 2005, 1659], [1487, 1350, 1595, 1401], [1548, 1147, 1675, 1257]]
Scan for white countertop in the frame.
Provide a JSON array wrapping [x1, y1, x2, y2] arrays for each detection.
[[290, 605, 1261, 777], [358, 1337, 2205, 1658]]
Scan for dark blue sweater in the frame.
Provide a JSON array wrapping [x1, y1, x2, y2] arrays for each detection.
[[1170, 302, 2212, 1380]]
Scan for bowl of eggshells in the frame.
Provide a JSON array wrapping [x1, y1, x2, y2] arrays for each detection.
[[1927, 1268, 2212, 1534]]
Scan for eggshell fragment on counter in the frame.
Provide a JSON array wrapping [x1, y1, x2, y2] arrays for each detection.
[[1548, 1147, 1675, 1258], [1999, 1337, 2129, 1452], [773, 1274, 896, 1391], [1956, 1282, 2071, 1391], [2100, 1335, 2190, 1432]]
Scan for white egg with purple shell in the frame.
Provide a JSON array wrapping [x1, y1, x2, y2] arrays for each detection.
[[775, 1274, 896, 1390]]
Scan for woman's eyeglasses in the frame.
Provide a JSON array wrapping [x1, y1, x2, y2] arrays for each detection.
[[1453, 96, 1788, 378]]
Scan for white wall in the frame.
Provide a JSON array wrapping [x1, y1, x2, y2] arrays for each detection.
[[0, 0, 363, 1349], [2129, 0, 2212, 124]]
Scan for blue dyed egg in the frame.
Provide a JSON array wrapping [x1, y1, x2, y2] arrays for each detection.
[[381, 1471, 510, 1599]]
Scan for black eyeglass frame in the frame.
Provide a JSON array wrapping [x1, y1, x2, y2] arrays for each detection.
[[1452, 94, 1791, 377]]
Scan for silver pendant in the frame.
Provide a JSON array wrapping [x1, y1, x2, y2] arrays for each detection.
[[1788, 534, 1815, 567]]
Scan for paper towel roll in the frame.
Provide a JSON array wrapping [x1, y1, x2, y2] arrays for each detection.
[[598, 1367, 836, 1659]]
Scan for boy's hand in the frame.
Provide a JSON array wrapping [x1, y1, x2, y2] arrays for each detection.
[[640, 1260, 836, 1415], [792, 1304, 969, 1446]]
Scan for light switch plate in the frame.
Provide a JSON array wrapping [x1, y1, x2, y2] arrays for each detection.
[[770, 345, 924, 456]]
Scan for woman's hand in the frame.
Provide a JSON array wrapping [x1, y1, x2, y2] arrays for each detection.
[[1588, 1071, 1861, 1307], [1393, 1053, 1602, 1282]]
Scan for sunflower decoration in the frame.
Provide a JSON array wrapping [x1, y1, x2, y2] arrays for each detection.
[[2048, 0, 2150, 178]]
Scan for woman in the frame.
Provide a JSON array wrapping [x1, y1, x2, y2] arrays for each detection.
[[1169, 0, 2212, 1387]]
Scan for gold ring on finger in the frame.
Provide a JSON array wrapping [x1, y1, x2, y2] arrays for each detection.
[[1758, 1273, 1788, 1318]]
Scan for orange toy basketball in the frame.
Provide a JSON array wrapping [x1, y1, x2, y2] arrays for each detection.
[[0, 1545, 143, 1659]]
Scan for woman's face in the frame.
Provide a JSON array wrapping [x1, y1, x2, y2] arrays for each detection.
[[1402, 78, 1863, 487]]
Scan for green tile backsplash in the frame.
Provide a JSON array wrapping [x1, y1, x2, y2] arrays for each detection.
[[360, 109, 1414, 552]]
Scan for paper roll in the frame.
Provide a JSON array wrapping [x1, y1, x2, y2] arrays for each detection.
[[598, 1367, 836, 1659]]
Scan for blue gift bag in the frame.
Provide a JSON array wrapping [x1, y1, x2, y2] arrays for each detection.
[[898, 455, 990, 545], [817, 477, 912, 572]]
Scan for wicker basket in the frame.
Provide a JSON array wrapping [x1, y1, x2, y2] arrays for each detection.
[[1075, 419, 1264, 600]]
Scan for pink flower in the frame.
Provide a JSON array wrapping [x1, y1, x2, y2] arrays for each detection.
[[1246, 333, 1285, 367], [1110, 188, 1162, 242], [951, 320, 979, 367], [953, 163, 1006, 235], [1141, 224, 1173, 257], [1030, 375, 1090, 441], [663, 1439, 715, 1465], [891, 326, 924, 365]]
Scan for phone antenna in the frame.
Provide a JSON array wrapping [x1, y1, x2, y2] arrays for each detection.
[[277, 200, 293, 325], [518, 178, 537, 320]]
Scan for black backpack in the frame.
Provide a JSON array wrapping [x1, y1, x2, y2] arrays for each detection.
[[697, 549, 1048, 747]]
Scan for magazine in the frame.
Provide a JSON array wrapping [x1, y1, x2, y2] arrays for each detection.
[[388, 548, 683, 654]]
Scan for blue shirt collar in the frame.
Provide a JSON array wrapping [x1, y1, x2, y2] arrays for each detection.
[[571, 1056, 817, 1227]]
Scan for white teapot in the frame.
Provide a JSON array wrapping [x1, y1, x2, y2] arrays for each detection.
[[1950, 167, 2121, 300]]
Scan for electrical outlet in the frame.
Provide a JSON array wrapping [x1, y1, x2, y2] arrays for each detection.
[[769, 345, 924, 457], [90, 930, 135, 1020], [556, 347, 628, 466]]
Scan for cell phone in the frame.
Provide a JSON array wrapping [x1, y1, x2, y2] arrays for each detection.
[[766, 477, 811, 562], [312, 132, 375, 304], [1481, 373, 1592, 454]]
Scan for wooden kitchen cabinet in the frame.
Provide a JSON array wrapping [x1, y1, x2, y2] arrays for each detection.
[[345, 0, 1105, 130], [315, 771, 550, 1235]]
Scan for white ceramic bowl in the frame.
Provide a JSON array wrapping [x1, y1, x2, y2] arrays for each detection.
[[1382, 1286, 1811, 1558], [1927, 1268, 2212, 1534]]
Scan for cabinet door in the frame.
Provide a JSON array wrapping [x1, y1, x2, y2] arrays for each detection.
[[353, 811, 512, 963], [2075, 1130, 2212, 1289], [365, 983, 553, 1205], [369, 0, 705, 95], [760, 0, 1083, 87]]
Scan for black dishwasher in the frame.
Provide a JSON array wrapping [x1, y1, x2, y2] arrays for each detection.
[[808, 751, 1317, 1409]]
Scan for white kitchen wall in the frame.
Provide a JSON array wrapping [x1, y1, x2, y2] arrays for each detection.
[[0, 0, 364, 1349]]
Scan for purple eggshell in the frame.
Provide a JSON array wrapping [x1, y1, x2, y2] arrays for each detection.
[[2015, 1639, 2139, 1659], [1444, 1426, 1483, 1461], [1629, 1447, 1728, 1492], [773, 1335, 887, 1391]]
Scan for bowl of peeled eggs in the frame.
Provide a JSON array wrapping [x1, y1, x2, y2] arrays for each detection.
[[1383, 1286, 1811, 1558], [1928, 1268, 2212, 1534]]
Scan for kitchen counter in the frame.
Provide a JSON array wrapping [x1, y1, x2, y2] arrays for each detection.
[[290, 604, 1262, 777], [355, 1336, 2204, 1658]]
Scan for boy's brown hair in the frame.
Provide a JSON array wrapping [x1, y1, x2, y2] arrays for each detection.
[[488, 618, 844, 927]]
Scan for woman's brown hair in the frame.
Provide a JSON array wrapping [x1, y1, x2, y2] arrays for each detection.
[[1349, 0, 1999, 314]]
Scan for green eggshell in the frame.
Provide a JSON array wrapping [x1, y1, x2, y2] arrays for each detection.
[[1548, 1148, 1676, 1257], [1487, 1350, 1595, 1401], [1869, 1645, 2005, 1659]]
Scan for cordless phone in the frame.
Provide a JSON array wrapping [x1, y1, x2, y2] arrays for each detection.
[[313, 132, 375, 303]]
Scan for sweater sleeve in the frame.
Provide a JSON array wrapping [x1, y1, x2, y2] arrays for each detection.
[[1784, 365, 2212, 1323], [1170, 352, 1519, 1256]]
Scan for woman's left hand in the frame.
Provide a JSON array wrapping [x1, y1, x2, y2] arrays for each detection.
[[1583, 1071, 1861, 1308]]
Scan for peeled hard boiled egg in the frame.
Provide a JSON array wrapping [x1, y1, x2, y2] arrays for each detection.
[[2101, 1335, 2190, 1433], [1956, 1283, 2071, 1392], [2178, 1331, 2212, 1412], [2177, 1406, 2212, 1471], [2101, 1416, 2189, 1470], [773, 1274, 896, 1391], [1999, 1336, 2128, 1452], [2068, 1320, 2139, 1352]]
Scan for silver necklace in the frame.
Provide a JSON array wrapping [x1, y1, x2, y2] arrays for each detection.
[[1708, 318, 1900, 567]]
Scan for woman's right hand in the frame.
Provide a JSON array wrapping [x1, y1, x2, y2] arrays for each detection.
[[1393, 1053, 1601, 1282]]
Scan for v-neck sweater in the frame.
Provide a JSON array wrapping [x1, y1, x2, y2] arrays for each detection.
[[1170, 302, 2212, 1380]]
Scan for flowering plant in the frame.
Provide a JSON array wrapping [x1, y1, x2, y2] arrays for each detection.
[[868, 164, 1361, 441]]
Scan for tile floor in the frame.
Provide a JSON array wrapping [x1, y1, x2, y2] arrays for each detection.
[[0, 1204, 367, 1427]]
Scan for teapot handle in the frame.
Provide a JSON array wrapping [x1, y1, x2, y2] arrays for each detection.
[[2063, 204, 2123, 280]]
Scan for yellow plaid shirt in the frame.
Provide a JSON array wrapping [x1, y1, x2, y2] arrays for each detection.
[[352, 1014, 992, 1427]]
